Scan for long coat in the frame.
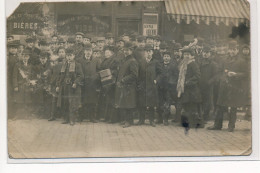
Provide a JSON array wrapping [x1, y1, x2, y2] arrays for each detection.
[[158, 61, 179, 103], [7, 53, 18, 98], [56, 60, 83, 109], [72, 43, 85, 62], [78, 56, 101, 104], [217, 55, 248, 107], [12, 61, 34, 104], [114, 54, 138, 109], [26, 47, 41, 66], [99, 55, 119, 106], [180, 61, 202, 104], [136, 56, 162, 107]]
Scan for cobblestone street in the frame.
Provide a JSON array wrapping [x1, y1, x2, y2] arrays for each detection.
[[8, 117, 251, 158]]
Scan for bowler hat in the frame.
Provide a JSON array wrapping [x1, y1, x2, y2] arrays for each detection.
[[84, 43, 92, 50], [25, 37, 36, 43], [75, 32, 84, 37], [160, 42, 168, 49], [38, 39, 48, 46], [7, 40, 20, 48], [40, 51, 50, 58], [173, 43, 182, 50], [144, 44, 154, 51], [162, 51, 171, 56], [104, 46, 115, 52], [66, 48, 75, 54], [181, 46, 194, 55], [22, 49, 31, 55], [137, 36, 145, 42]]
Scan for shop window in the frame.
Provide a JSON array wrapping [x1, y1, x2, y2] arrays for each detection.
[[117, 20, 140, 36]]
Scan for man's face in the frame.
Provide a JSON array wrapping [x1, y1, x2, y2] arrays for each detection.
[[146, 38, 154, 45], [27, 42, 34, 48], [18, 45, 24, 53], [66, 54, 75, 62], [40, 57, 47, 64], [183, 52, 191, 59], [91, 43, 96, 48], [137, 41, 145, 48], [23, 54, 30, 61], [202, 51, 211, 59], [123, 48, 132, 57], [75, 35, 83, 43], [7, 37, 14, 42], [229, 48, 239, 57], [146, 49, 153, 58], [163, 54, 171, 64], [83, 38, 91, 45], [97, 41, 105, 48], [106, 38, 114, 45], [9, 47, 18, 54], [58, 49, 66, 58], [119, 41, 125, 48], [84, 49, 93, 58], [52, 36, 58, 43], [242, 48, 250, 56], [154, 40, 161, 47], [105, 50, 113, 58]]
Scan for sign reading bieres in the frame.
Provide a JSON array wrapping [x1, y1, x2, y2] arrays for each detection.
[[143, 13, 158, 36], [7, 13, 44, 35]]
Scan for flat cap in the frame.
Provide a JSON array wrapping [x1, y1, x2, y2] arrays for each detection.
[[124, 41, 135, 49], [22, 49, 31, 55], [160, 42, 168, 49], [84, 43, 92, 50], [39, 51, 50, 58], [75, 32, 84, 37], [66, 48, 75, 54], [25, 37, 36, 43], [144, 44, 154, 51]]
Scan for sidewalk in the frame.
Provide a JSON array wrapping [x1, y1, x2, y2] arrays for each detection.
[[8, 118, 251, 158]]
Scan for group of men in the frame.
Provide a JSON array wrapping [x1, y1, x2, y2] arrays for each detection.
[[7, 31, 251, 132]]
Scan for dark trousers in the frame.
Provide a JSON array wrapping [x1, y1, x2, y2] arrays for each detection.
[[182, 103, 204, 128], [201, 86, 213, 121], [80, 103, 96, 121], [120, 108, 134, 124], [138, 107, 155, 123], [63, 97, 79, 123], [214, 106, 237, 129]]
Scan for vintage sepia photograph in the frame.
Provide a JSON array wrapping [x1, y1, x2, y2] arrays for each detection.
[[6, 0, 252, 159]]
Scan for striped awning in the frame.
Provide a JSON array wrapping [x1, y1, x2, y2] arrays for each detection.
[[165, 0, 250, 26]]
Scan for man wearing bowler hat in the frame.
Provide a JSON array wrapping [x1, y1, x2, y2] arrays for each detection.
[[25, 36, 41, 66], [71, 32, 85, 61], [114, 41, 138, 128], [208, 40, 248, 132]]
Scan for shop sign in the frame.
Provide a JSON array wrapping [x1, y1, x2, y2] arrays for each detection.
[[57, 15, 111, 35], [143, 13, 158, 36], [7, 13, 44, 35]]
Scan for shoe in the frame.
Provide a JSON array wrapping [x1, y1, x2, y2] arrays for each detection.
[[48, 118, 56, 121], [150, 121, 156, 127], [228, 128, 234, 132], [207, 126, 221, 130], [123, 122, 131, 128], [62, 121, 69, 124]]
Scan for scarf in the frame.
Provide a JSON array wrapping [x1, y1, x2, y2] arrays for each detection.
[[60, 60, 76, 73], [176, 57, 195, 98]]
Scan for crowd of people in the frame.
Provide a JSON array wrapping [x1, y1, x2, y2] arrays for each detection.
[[7, 31, 251, 132]]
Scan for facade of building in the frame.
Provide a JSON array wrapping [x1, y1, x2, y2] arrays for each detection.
[[7, 0, 250, 43]]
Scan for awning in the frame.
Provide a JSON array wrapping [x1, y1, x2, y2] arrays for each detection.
[[165, 0, 250, 26]]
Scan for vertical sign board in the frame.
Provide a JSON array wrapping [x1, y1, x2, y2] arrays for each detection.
[[142, 13, 158, 36]]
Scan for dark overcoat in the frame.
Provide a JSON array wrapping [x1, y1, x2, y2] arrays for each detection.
[[217, 55, 249, 107], [12, 62, 33, 104], [158, 61, 179, 103], [56, 60, 83, 108], [78, 56, 101, 104], [180, 61, 202, 104], [7, 53, 18, 97], [114, 54, 138, 109], [26, 47, 41, 66]]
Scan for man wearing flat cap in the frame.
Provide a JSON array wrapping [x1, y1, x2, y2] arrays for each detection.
[[7, 40, 20, 118], [198, 45, 217, 122], [25, 36, 41, 66], [71, 32, 85, 61], [172, 43, 183, 66], [136, 44, 162, 127], [56, 48, 83, 126], [208, 40, 248, 132], [78, 43, 101, 123], [114, 41, 138, 128], [105, 33, 115, 46], [12, 49, 35, 118]]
